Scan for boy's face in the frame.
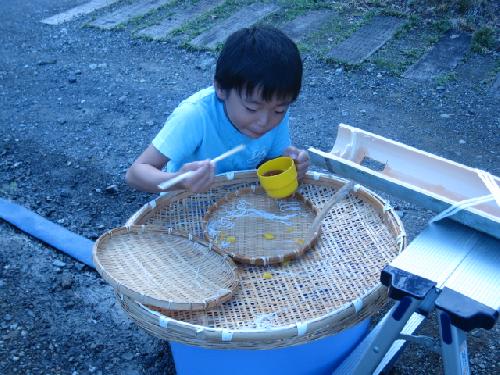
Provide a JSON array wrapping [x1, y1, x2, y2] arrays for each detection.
[[215, 85, 291, 139]]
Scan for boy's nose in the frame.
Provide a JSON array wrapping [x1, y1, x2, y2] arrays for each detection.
[[256, 112, 269, 128]]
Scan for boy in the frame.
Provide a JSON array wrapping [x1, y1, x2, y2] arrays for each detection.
[[126, 25, 309, 193]]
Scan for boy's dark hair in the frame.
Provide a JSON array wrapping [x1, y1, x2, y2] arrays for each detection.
[[215, 25, 303, 102]]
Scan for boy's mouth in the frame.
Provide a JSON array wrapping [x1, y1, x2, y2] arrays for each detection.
[[245, 129, 264, 138]]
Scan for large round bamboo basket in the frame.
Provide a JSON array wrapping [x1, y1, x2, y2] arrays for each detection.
[[120, 170, 406, 349]]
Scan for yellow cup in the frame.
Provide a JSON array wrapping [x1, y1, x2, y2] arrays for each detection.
[[257, 156, 298, 199]]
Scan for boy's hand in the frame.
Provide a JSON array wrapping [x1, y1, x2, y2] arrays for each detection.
[[178, 160, 215, 192], [283, 146, 309, 180]]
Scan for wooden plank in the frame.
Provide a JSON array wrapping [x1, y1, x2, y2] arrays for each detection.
[[280, 10, 335, 42], [190, 3, 280, 49], [327, 16, 406, 65], [136, 0, 225, 40], [403, 30, 471, 80], [41, 0, 120, 25], [88, 0, 173, 30]]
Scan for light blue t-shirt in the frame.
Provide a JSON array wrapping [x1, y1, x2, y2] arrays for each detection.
[[152, 86, 291, 174]]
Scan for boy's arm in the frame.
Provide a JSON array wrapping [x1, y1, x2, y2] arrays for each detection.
[[125, 145, 172, 193], [126, 145, 215, 193]]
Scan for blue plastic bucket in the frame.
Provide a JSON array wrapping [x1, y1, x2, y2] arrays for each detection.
[[170, 318, 369, 375]]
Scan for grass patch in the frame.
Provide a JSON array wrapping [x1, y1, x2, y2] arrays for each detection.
[[471, 26, 496, 53], [435, 72, 458, 85], [432, 19, 452, 33], [402, 48, 421, 59], [317, 8, 377, 64], [83, 0, 141, 29], [177, 0, 352, 52], [380, 8, 407, 18], [457, 0, 474, 14], [82, 0, 498, 70], [172, 0, 252, 40], [372, 58, 400, 72], [275, 0, 336, 11]]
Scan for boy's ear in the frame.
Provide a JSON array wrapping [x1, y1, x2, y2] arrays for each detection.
[[214, 81, 227, 100]]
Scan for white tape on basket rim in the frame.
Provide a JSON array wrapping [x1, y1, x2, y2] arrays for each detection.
[[139, 303, 205, 333], [221, 330, 233, 341], [138, 302, 171, 328], [148, 199, 157, 209], [312, 171, 321, 180], [396, 233, 406, 250], [296, 322, 308, 336], [353, 184, 361, 192], [159, 315, 169, 328], [225, 171, 235, 180], [352, 297, 363, 313]]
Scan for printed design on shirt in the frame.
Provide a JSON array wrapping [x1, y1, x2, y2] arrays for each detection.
[[229, 148, 267, 171], [246, 149, 267, 168]]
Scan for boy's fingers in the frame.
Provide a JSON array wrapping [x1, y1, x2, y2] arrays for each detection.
[[294, 150, 309, 180], [185, 160, 215, 192], [183, 159, 211, 172], [208, 163, 215, 184], [296, 150, 309, 163], [283, 146, 299, 159], [282, 147, 309, 179], [284, 146, 309, 164], [292, 150, 309, 169]]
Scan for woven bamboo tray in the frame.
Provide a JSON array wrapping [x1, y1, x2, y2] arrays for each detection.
[[203, 187, 320, 265], [93, 226, 239, 311], [120, 170, 407, 349]]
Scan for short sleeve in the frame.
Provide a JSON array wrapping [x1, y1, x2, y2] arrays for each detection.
[[152, 103, 203, 162]]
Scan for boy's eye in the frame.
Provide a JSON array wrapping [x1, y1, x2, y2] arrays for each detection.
[[275, 110, 285, 114], [245, 107, 257, 112]]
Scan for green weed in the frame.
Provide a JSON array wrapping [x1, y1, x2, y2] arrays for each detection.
[[457, 0, 473, 14], [432, 19, 452, 33], [402, 48, 421, 58], [372, 58, 400, 72], [435, 72, 458, 85], [472, 27, 496, 53]]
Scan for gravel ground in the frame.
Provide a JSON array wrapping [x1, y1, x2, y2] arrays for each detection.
[[1, 0, 498, 374]]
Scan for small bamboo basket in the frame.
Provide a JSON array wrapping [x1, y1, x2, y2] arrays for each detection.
[[203, 187, 320, 265], [120, 170, 406, 349], [93, 226, 239, 311]]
